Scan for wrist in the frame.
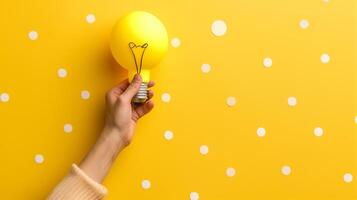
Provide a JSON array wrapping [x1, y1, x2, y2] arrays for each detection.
[[100, 126, 126, 153]]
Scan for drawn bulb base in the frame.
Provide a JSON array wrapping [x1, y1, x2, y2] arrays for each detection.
[[133, 82, 148, 103]]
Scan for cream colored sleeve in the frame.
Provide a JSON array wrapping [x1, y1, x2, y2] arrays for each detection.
[[47, 164, 108, 200]]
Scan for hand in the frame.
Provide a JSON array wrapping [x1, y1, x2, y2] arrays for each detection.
[[104, 74, 155, 147], [79, 74, 154, 183]]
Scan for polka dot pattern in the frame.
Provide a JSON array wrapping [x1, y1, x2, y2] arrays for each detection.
[[263, 57, 273, 68], [34, 154, 44, 164], [81, 90, 90, 100], [86, 14, 96, 24], [57, 68, 67, 78], [164, 130, 173, 141], [281, 165, 291, 176], [28, 31, 38, 40], [211, 20, 227, 36], [161, 93, 171, 103], [314, 127, 323, 137], [141, 179, 151, 189], [0, 93, 10, 103], [190, 192, 199, 200], [288, 96, 297, 107], [226, 96, 236, 107], [201, 63, 211, 73], [320, 53, 330, 64], [1, 1, 354, 199], [64, 123, 73, 133], [257, 127, 266, 137], [226, 167, 236, 177], [200, 145, 209, 155], [343, 173, 353, 183], [171, 38, 181, 48], [299, 19, 310, 29]]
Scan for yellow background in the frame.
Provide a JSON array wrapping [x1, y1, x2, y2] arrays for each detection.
[[0, 0, 356, 199]]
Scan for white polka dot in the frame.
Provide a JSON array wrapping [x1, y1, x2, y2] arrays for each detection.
[[34, 154, 44, 164], [211, 20, 227, 36], [28, 31, 38, 40], [344, 173, 353, 183], [299, 19, 310, 29], [281, 165, 291, 176], [57, 68, 67, 78], [141, 179, 151, 189], [171, 38, 181, 48], [323, 0, 329, 3], [354, 116, 357, 124], [190, 192, 199, 200], [288, 96, 297, 107], [257, 127, 266, 137], [0, 93, 10, 103], [226, 167, 236, 177], [161, 93, 171, 103], [263, 57, 273, 68], [201, 63, 211, 73], [314, 127, 324, 137], [81, 90, 90, 100], [200, 145, 209, 155], [164, 130, 173, 141], [86, 14, 96, 24], [226, 96, 236, 107], [321, 53, 330, 64], [64, 123, 73, 133]]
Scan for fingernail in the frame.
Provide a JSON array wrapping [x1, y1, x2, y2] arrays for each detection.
[[134, 74, 142, 82]]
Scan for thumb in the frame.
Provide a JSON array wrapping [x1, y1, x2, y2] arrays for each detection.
[[122, 74, 142, 100]]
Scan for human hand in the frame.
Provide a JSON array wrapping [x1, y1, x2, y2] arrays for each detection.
[[104, 74, 155, 147]]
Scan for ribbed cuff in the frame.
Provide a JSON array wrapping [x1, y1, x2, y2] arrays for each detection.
[[47, 164, 108, 200]]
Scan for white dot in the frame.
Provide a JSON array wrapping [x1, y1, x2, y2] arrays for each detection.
[[200, 145, 209, 155], [171, 38, 181, 48], [299, 19, 310, 29], [86, 14, 96, 24], [34, 154, 44, 164], [323, 0, 329, 3], [314, 127, 324, 137], [164, 130, 174, 141], [141, 179, 151, 189], [64, 123, 73, 133], [201, 63, 211, 73], [28, 31, 38, 40], [211, 20, 227, 36], [81, 90, 90, 100], [0, 93, 10, 103], [288, 96, 297, 107], [354, 116, 357, 124], [57, 68, 67, 78], [257, 127, 266, 137], [161, 93, 171, 103], [190, 192, 199, 200], [281, 165, 291, 176], [344, 173, 353, 183], [226, 167, 236, 177], [263, 57, 273, 68], [226, 96, 236, 107], [321, 53, 330, 64]]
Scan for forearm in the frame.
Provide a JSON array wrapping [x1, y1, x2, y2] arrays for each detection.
[[79, 127, 125, 183]]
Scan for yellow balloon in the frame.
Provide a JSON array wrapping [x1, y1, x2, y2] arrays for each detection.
[[110, 11, 168, 83]]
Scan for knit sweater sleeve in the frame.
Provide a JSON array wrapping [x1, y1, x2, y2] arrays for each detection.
[[47, 164, 108, 200]]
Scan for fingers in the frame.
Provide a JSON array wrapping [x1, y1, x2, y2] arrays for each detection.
[[122, 74, 142, 101], [109, 79, 130, 96], [134, 100, 154, 118], [106, 79, 130, 104], [148, 80, 155, 88], [147, 90, 154, 100]]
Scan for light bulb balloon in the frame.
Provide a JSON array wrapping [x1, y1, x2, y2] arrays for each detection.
[[110, 11, 168, 103]]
